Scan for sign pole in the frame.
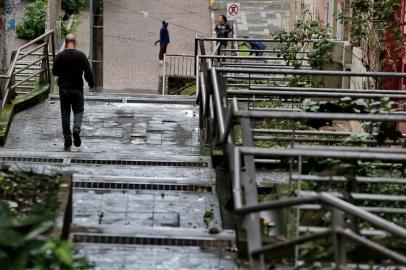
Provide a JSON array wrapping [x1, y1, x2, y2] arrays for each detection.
[[91, 0, 103, 91]]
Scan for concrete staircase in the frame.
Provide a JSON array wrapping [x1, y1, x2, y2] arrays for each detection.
[[1, 94, 246, 269]]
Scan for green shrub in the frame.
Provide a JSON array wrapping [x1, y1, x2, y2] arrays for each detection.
[[16, 0, 46, 39], [62, 0, 84, 15], [0, 202, 93, 270]]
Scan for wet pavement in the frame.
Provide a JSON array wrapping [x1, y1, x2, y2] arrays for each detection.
[[2, 95, 246, 269], [6, 97, 200, 156], [73, 189, 221, 229]]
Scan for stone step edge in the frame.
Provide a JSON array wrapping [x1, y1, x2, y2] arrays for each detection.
[[49, 94, 197, 105], [74, 174, 214, 185], [0, 151, 211, 165], [0, 155, 209, 168], [72, 227, 235, 248], [73, 180, 214, 193]]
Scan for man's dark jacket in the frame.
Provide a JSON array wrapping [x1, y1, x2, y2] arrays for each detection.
[[160, 27, 170, 45], [215, 22, 232, 38], [52, 49, 95, 90]]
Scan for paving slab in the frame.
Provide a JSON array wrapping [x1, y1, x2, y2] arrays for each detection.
[[73, 189, 221, 229], [5, 99, 200, 156], [77, 244, 247, 270]]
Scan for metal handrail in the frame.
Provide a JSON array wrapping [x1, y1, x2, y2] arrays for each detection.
[[195, 37, 340, 42], [216, 67, 406, 78], [0, 30, 55, 109], [3, 30, 55, 78], [249, 85, 406, 94], [228, 89, 406, 99], [233, 109, 406, 122], [162, 54, 195, 95], [235, 192, 406, 245], [196, 39, 406, 269]]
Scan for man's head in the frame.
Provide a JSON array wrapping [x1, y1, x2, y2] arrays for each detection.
[[219, 15, 227, 24], [65, 34, 76, 49], [162, 20, 169, 28]]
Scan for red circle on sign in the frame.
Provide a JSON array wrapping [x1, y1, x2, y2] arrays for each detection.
[[228, 4, 239, 16]]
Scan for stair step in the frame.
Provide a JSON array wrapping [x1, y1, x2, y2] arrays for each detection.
[[72, 187, 221, 229], [50, 94, 197, 105], [73, 227, 235, 247], [0, 151, 210, 167], [73, 174, 215, 192]]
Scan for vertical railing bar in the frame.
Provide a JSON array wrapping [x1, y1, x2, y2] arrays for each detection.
[[162, 54, 166, 95]]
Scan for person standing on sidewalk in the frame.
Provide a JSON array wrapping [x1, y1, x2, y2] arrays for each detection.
[[52, 34, 94, 151], [155, 20, 170, 65], [215, 15, 232, 52]]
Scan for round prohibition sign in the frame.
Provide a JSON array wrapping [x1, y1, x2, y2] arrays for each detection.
[[228, 4, 239, 16]]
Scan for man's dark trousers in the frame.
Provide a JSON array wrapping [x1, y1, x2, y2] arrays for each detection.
[[59, 88, 84, 139], [159, 44, 167, 60]]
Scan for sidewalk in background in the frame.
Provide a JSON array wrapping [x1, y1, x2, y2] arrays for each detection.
[[75, 0, 211, 93], [211, 0, 290, 37]]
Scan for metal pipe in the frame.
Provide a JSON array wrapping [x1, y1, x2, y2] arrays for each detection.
[[14, 57, 46, 75], [250, 230, 333, 257], [337, 229, 406, 265], [321, 193, 406, 239], [216, 67, 406, 78], [210, 67, 226, 138], [221, 62, 312, 67], [162, 54, 166, 95], [3, 30, 54, 78], [228, 89, 406, 100], [249, 86, 404, 94], [223, 65, 312, 70], [234, 109, 406, 122], [91, 0, 103, 90], [220, 49, 310, 54], [201, 55, 301, 60], [17, 43, 46, 61], [235, 192, 406, 239], [235, 194, 321, 214], [291, 174, 406, 184], [251, 129, 405, 137], [199, 72, 206, 117], [295, 144, 406, 153], [239, 146, 406, 161], [11, 70, 43, 89], [233, 146, 243, 209], [195, 37, 339, 42], [252, 136, 395, 145]]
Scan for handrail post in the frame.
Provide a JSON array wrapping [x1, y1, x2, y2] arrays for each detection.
[[50, 31, 56, 93], [240, 117, 265, 269], [39, 38, 49, 84], [194, 36, 198, 76], [162, 53, 166, 95], [331, 208, 346, 268], [195, 55, 200, 98]]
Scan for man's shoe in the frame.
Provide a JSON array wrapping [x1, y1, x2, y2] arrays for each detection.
[[73, 131, 81, 147], [64, 137, 72, 151]]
